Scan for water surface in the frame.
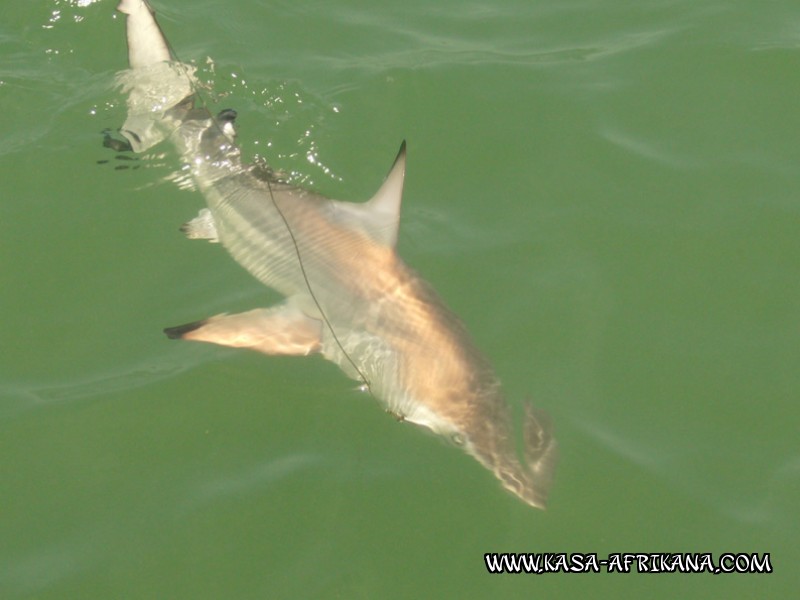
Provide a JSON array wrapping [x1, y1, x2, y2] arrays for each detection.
[[1, 0, 798, 597]]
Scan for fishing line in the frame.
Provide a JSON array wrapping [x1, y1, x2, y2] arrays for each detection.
[[159, 27, 374, 397], [264, 180, 374, 397]]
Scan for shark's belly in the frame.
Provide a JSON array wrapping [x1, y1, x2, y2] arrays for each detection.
[[201, 178, 321, 299]]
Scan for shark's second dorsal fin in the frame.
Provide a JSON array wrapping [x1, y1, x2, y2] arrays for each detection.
[[325, 141, 406, 248]]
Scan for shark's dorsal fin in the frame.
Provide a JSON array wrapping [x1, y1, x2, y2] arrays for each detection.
[[364, 140, 406, 248], [325, 141, 406, 248]]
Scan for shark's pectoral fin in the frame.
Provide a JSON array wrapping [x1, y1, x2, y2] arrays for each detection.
[[164, 305, 323, 355], [181, 208, 219, 243]]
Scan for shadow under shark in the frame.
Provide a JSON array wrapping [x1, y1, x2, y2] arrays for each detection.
[[114, 0, 557, 509]]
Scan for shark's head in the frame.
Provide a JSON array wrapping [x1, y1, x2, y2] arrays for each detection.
[[459, 396, 557, 510], [456, 400, 557, 510], [403, 379, 557, 509]]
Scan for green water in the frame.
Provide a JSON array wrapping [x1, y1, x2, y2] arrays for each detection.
[[1, 0, 797, 597]]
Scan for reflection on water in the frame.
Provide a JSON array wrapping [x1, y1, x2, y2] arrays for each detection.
[[574, 415, 798, 529], [0, 349, 197, 418], [180, 453, 326, 512]]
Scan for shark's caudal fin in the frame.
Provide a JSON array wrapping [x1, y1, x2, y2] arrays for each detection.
[[115, 0, 197, 153], [117, 0, 172, 68]]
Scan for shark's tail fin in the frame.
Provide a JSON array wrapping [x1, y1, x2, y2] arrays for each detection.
[[117, 0, 173, 68]]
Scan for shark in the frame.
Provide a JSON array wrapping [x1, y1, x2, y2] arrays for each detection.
[[114, 0, 557, 509]]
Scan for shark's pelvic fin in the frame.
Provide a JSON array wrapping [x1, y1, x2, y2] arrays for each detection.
[[164, 304, 323, 355], [181, 208, 219, 243]]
